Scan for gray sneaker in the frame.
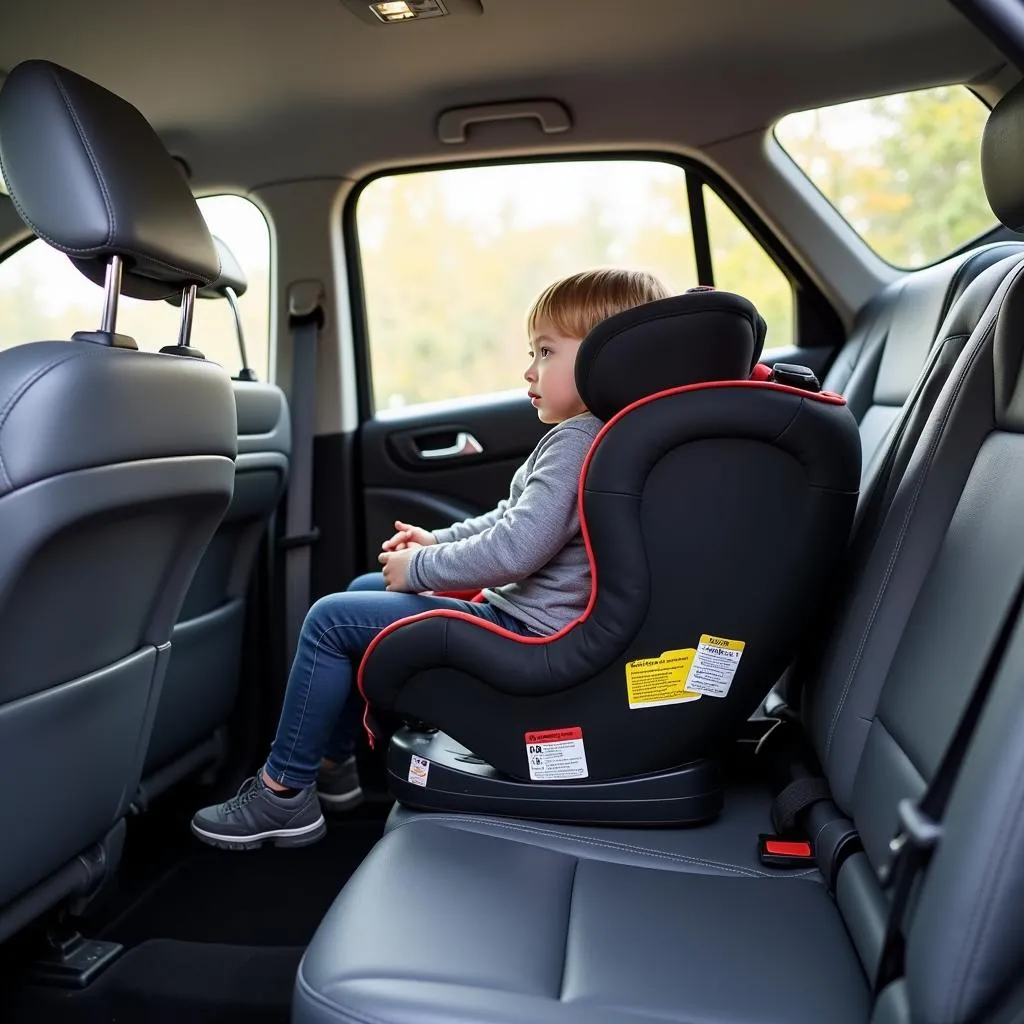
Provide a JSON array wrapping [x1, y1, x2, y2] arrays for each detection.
[[316, 756, 364, 812], [191, 774, 326, 850]]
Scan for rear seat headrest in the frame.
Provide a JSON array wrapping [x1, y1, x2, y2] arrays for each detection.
[[167, 236, 248, 306], [203, 236, 248, 299], [982, 78, 1024, 231], [0, 60, 220, 300], [575, 289, 767, 421]]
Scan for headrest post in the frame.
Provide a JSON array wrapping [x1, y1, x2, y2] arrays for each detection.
[[177, 284, 197, 348], [100, 255, 122, 334], [223, 285, 254, 377]]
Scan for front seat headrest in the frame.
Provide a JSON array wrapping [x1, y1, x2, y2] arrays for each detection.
[[983, 78, 1024, 231], [575, 289, 767, 421], [0, 60, 220, 300]]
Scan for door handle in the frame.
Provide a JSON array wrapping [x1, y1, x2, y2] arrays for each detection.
[[417, 431, 484, 460]]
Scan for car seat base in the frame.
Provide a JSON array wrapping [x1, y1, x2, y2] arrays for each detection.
[[387, 726, 723, 826]]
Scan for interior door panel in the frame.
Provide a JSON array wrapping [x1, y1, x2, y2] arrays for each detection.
[[359, 393, 547, 571]]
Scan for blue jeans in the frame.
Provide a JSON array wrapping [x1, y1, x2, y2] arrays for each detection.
[[264, 572, 533, 788]]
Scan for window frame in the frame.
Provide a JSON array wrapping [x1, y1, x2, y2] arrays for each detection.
[[342, 151, 841, 420], [771, 84, 996, 272]]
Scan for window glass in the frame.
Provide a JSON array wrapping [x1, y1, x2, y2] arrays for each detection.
[[775, 86, 993, 268], [704, 187, 794, 350], [356, 160, 698, 413], [0, 195, 271, 375]]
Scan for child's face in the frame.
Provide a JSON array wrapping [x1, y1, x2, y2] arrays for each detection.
[[525, 319, 588, 424]]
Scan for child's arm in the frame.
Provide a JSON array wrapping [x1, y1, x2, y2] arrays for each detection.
[[406, 424, 592, 593], [431, 499, 511, 545]]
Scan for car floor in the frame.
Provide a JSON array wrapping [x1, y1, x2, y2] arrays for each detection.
[[1, 778, 389, 1023]]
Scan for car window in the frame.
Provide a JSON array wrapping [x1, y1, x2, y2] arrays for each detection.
[[0, 195, 272, 376], [775, 85, 994, 268], [704, 187, 794, 350], [355, 159, 793, 414]]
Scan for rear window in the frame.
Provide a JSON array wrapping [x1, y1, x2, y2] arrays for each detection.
[[775, 85, 994, 268]]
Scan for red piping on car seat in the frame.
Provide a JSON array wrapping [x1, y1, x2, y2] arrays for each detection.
[[358, 378, 845, 743]]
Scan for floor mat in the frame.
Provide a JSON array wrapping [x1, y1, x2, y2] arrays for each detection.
[[7, 940, 304, 1024], [101, 817, 384, 947], [3, 809, 386, 1024]]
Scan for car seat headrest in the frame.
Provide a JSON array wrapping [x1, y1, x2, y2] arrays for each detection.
[[200, 236, 248, 299], [575, 289, 767, 421], [167, 236, 248, 305], [0, 60, 220, 300], [983, 78, 1024, 231]]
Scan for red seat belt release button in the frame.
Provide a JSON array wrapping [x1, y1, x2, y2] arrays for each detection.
[[758, 835, 814, 866]]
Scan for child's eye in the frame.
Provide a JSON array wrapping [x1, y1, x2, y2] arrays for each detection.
[[540, 346, 552, 358]]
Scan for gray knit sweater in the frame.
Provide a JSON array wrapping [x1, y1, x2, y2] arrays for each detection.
[[406, 412, 602, 635]]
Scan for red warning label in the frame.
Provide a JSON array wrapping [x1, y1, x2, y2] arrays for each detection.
[[524, 726, 588, 781], [525, 727, 583, 744]]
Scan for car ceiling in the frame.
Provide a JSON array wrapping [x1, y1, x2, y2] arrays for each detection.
[[0, 0, 1008, 190]]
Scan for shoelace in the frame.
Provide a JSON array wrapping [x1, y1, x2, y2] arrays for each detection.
[[223, 775, 264, 812]]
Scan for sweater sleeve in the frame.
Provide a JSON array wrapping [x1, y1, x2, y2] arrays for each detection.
[[430, 499, 510, 544], [407, 424, 592, 593]]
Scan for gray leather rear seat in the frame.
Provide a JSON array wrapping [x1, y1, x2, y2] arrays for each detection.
[[293, 82, 1024, 1024], [824, 239, 1024, 482]]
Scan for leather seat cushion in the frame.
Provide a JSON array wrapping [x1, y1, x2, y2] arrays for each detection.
[[295, 810, 868, 1024]]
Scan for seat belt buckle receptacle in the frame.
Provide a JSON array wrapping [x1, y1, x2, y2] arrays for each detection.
[[758, 835, 814, 867]]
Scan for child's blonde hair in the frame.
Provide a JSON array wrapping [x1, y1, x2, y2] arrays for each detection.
[[527, 269, 670, 340]]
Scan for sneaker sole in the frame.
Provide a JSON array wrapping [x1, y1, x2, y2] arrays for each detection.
[[318, 786, 365, 812], [190, 815, 327, 851]]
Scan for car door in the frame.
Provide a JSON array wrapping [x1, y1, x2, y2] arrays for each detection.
[[341, 156, 840, 574]]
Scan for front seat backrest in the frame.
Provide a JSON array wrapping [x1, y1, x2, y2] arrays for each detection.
[[0, 60, 236, 939], [140, 237, 290, 803]]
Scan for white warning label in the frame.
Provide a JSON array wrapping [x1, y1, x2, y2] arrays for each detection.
[[407, 754, 430, 787], [685, 634, 746, 698], [524, 727, 589, 781]]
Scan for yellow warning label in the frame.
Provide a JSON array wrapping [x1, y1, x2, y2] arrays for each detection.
[[625, 648, 702, 710]]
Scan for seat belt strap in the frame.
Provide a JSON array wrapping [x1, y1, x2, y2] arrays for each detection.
[[873, 566, 1024, 996], [282, 281, 325, 661], [770, 775, 833, 834]]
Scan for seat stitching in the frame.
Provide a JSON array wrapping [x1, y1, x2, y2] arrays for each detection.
[[823, 289, 1007, 760], [391, 814, 818, 879], [49, 66, 116, 244], [944, 244, 1021, 322], [0, 350, 84, 490], [944, 249, 989, 322]]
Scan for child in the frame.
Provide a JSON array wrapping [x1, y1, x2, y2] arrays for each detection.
[[191, 268, 670, 849]]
